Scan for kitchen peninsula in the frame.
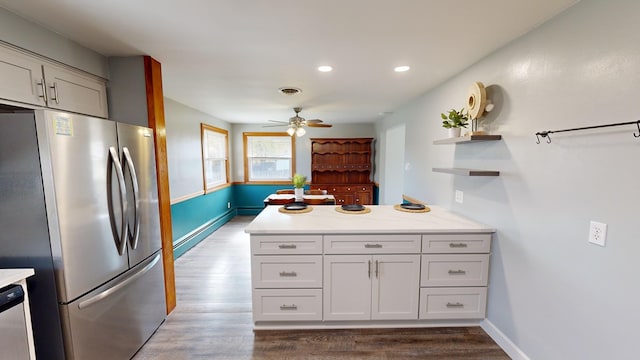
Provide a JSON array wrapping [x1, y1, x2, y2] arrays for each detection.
[[245, 205, 495, 329]]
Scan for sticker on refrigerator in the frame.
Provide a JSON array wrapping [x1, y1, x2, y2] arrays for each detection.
[[54, 116, 73, 136]]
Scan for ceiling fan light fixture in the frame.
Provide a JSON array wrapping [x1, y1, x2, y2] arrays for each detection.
[[286, 126, 296, 136], [295, 127, 306, 137], [278, 87, 302, 95], [318, 65, 333, 72]]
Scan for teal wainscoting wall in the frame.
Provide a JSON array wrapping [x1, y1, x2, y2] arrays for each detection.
[[171, 186, 235, 258], [233, 183, 307, 215], [171, 183, 379, 259]]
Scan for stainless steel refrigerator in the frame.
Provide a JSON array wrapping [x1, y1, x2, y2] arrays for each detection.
[[0, 107, 166, 359]]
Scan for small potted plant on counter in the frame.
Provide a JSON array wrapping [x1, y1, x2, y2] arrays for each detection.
[[292, 173, 307, 202], [441, 108, 469, 138]]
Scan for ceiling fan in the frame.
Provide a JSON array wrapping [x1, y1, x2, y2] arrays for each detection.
[[264, 107, 332, 136]]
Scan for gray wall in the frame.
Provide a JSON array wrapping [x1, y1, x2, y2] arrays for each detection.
[[0, 8, 108, 78], [375, 0, 639, 358], [164, 98, 231, 202], [231, 123, 375, 183], [107, 56, 149, 127]]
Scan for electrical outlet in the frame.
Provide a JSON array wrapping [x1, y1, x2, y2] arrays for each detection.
[[227, 202, 231, 209], [455, 190, 463, 204], [588, 221, 607, 246]]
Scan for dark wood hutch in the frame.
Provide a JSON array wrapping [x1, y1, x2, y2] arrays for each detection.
[[310, 137, 373, 205]]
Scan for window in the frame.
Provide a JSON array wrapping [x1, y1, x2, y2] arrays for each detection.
[[244, 132, 295, 183], [201, 124, 229, 192]]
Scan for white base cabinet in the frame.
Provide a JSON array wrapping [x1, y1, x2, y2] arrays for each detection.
[[323, 254, 420, 321], [0, 43, 108, 118], [250, 231, 491, 328]]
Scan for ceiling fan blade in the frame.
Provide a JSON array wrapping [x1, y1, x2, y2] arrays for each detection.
[[306, 119, 324, 123], [267, 120, 289, 124], [307, 123, 333, 128], [262, 124, 287, 128]]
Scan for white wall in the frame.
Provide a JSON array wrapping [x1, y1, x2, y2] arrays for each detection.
[[164, 98, 231, 202], [231, 123, 375, 183], [376, 0, 639, 358]]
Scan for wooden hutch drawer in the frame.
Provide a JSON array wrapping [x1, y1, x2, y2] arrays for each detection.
[[252, 255, 323, 289], [420, 254, 490, 287], [251, 235, 323, 255], [419, 287, 487, 320], [421, 233, 491, 254], [253, 289, 323, 321]]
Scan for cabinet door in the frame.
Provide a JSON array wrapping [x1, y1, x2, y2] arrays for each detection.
[[323, 255, 371, 321], [355, 191, 371, 205], [333, 193, 354, 205], [371, 255, 420, 320], [43, 64, 108, 118], [0, 45, 46, 106]]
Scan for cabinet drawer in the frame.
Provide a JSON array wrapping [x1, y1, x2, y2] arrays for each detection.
[[324, 234, 421, 254], [419, 287, 487, 320], [420, 254, 489, 287], [422, 234, 491, 253], [251, 235, 322, 254], [328, 185, 355, 193], [252, 289, 322, 321], [252, 255, 322, 289]]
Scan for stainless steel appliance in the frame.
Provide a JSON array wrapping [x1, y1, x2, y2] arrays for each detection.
[[0, 284, 30, 360], [0, 108, 166, 359]]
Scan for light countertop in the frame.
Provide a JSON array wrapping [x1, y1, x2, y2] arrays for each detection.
[[0, 268, 35, 288], [244, 205, 495, 234]]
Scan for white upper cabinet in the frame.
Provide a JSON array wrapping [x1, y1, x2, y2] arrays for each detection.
[[0, 43, 108, 118], [42, 64, 108, 118], [0, 44, 46, 106]]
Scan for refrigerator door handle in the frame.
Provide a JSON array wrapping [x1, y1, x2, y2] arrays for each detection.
[[107, 146, 128, 256], [77, 254, 160, 310], [122, 147, 141, 249]]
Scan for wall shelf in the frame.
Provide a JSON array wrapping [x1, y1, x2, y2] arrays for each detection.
[[432, 168, 500, 176], [433, 134, 502, 145]]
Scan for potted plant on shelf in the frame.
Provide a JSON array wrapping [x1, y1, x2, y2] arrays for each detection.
[[441, 108, 469, 138], [292, 173, 307, 202]]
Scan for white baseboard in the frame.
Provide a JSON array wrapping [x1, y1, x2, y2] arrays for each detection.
[[481, 319, 530, 360]]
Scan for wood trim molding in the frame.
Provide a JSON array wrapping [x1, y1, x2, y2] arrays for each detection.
[[144, 56, 176, 314]]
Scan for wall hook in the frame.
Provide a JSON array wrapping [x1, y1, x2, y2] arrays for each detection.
[[634, 121, 640, 138], [535, 131, 551, 144]]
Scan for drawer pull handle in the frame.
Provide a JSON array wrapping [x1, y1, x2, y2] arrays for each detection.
[[446, 302, 464, 308], [280, 304, 298, 310], [449, 243, 468, 248], [279, 271, 297, 277], [448, 270, 467, 275], [278, 244, 297, 249], [365, 244, 382, 248]]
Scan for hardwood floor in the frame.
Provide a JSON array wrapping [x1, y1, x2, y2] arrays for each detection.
[[133, 216, 509, 360]]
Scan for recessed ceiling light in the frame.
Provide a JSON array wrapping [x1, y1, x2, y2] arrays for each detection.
[[318, 65, 333, 72], [394, 66, 410, 72]]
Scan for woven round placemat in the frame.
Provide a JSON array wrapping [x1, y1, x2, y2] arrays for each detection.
[[278, 206, 313, 214], [335, 206, 371, 215], [393, 204, 431, 213]]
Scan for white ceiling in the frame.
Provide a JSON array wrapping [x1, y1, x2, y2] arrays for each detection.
[[0, 0, 578, 124]]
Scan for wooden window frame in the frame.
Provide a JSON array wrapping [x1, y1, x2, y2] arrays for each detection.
[[243, 132, 296, 184], [201, 124, 230, 192]]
